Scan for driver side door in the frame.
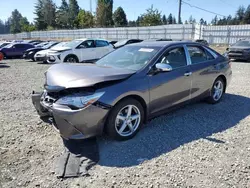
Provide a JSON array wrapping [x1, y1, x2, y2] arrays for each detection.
[[75, 40, 96, 62], [148, 45, 192, 115]]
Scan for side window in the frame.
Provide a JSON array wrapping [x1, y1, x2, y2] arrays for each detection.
[[15, 44, 24, 49], [205, 49, 215, 60], [78, 40, 94, 48], [187, 46, 209, 64], [95, 40, 109, 47], [157, 47, 187, 69]]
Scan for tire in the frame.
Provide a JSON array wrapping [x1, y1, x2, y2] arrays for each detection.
[[207, 77, 225, 104], [32, 57, 35, 62], [64, 55, 79, 63], [106, 98, 145, 141]]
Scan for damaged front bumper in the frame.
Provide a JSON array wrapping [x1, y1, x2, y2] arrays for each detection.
[[31, 91, 111, 140]]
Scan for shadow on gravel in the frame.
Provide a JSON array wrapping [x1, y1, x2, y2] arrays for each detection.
[[0, 64, 10, 68], [98, 93, 250, 167]]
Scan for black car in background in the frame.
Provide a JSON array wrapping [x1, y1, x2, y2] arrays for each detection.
[[227, 39, 250, 61], [23, 42, 59, 61], [195, 39, 209, 46], [114, 39, 143, 49]]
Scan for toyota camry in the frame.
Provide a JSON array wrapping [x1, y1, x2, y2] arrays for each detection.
[[32, 41, 232, 141]]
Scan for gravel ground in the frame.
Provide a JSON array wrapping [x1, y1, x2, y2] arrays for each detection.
[[0, 59, 250, 188]]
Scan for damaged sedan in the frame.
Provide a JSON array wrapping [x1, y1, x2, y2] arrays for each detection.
[[32, 41, 232, 140]]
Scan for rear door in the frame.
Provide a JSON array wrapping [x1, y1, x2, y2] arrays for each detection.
[[14, 44, 27, 56], [186, 45, 218, 99], [95, 40, 114, 59]]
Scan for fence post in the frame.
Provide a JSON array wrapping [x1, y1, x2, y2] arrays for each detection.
[[164, 27, 167, 39], [182, 26, 185, 40], [227, 27, 231, 45], [137, 28, 139, 39]]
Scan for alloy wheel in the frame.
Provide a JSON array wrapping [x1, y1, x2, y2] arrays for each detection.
[[213, 80, 224, 101], [115, 105, 141, 137]]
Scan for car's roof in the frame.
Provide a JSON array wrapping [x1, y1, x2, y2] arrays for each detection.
[[75, 38, 109, 41], [130, 41, 202, 47]]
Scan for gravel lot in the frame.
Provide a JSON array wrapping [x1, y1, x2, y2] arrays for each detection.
[[0, 59, 250, 188]]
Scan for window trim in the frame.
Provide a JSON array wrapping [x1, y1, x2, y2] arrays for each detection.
[[151, 45, 189, 71], [185, 45, 215, 65], [76, 40, 95, 49]]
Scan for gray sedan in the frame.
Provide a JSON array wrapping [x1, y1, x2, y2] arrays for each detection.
[[32, 41, 232, 140]]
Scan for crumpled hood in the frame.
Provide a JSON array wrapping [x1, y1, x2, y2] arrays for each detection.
[[45, 63, 136, 91]]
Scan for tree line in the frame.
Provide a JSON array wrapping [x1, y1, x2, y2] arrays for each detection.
[[1, 0, 250, 34]]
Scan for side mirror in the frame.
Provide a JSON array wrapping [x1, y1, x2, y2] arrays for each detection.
[[226, 47, 229, 51], [155, 63, 173, 72]]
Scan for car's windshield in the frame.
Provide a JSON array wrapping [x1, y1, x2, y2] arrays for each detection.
[[43, 42, 57, 49], [64, 40, 83, 48], [3, 43, 13, 48], [96, 46, 160, 71], [233, 40, 250, 47], [114, 39, 129, 47], [50, 42, 67, 49]]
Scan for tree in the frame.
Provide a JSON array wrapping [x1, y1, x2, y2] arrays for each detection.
[[19, 17, 30, 32], [77, 9, 94, 28], [167, 13, 173, 24], [236, 6, 245, 24], [69, 0, 80, 28], [188, 15, 196, 24], [211, 15, 218, 25], [96, 0, 114, 27], [113, 7, 128, 27], [136, 16, 142, 26], [10, 9, 22, 33], [34, 0, 56, 30], [244, 5, 250, 24], [162, 14, 167, 25], [200, 18, 205, 25], [140, 5, 162, 26], [128, 20, 136, 27], [173, 16, 177, 24], [184, 20, 188, 24], [56, 0, 70, 28]]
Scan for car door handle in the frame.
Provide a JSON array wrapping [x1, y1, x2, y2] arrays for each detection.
[[184, 72, 192, 76]]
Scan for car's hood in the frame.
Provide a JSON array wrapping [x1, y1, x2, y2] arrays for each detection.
[[25, 47, 44, 53], [49, 46, 71, 52], [45, 63, 136, 91], [36, 49, 49, 55], [229, 46, 250, 50]]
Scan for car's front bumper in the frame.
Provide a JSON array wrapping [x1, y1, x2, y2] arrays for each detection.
[[47, 54, 61, 63], [31, 91, 111, 139], [34, 56, 47, 62], [228, 52, 250, 60], [23, 53, 34, 60]]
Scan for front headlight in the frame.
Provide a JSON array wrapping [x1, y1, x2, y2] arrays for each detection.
[[29, 51, 34, 55], [56, 92, 105, 110]]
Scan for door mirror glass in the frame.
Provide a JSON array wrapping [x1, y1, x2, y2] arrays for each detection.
[[155, 63, 172, 72]]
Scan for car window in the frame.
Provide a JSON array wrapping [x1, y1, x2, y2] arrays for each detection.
[[78, 40, 94, 48], [157, 47, 187, 69], [187, 46, 209, 64], [95, 40, 109, 47], [205, 49, 215, 60], [14, 44, 25, 49]]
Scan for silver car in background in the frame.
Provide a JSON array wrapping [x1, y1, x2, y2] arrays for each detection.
[[32, 41, 232, 140]]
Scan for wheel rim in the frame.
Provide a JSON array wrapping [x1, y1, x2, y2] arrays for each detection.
[[67, 57, 76, 63], [213, 80, 224, 101], [115, 105, 141, 137]]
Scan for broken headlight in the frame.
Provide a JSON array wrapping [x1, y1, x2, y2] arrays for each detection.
[[56, 92, 105, 110]]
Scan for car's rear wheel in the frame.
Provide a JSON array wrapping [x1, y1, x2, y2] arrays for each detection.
[[207, 77, 225, 104], [106, 99, 144, 141], [64, 55, 79, 63]]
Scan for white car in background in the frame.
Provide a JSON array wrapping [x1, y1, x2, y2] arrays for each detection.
[[47, 38, 114, 63], [34, 42, 67, 63]]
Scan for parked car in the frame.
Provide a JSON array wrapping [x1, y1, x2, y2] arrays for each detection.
[[0, 43, 34, 58], [34, 42, 67, 63], [46, 38, 114, 63], [28, 40, 42, 44], [195, 39, 209, 46], [114, 39, 143, 49], [0, 42, 11, 48], [23, 42, 59, 61], [32, 41, 232, 141], [227, 39, 250, 61], [144, 38, 173, 42]]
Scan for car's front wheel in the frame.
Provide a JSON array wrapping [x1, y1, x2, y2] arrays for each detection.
[[64, 55, 79, 63], [106, 98, 144, 141], [207, 77, 225, 104]]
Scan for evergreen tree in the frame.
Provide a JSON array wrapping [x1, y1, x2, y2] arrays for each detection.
[[211, 15, 218, 25], [113, 7, 128, 27], [10, 9, 22, 33], [34, 0, 46, 30], [236, 6, 245, 24], [162, 14, 167, 25], [56, 0, 70, 28], [69, 0, 80, 28], [77, 9, 94, 28], [96, 0, 114, 27], [128, 20, 136, 27], [244, 5, 250, 24], [173, 16, 177, 24], [140, 5, 162, 26], [167, 13, 173, 24]]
